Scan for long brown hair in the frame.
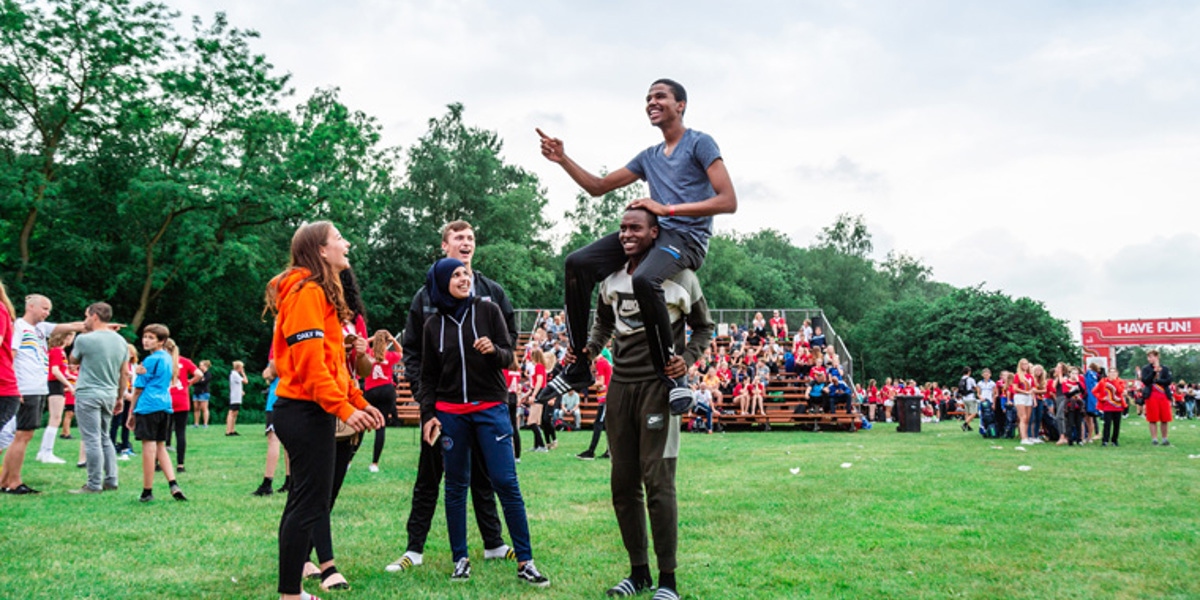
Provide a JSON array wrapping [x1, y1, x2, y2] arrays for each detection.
[[264, 221, 351, 322], [372, 329, 391, 362]]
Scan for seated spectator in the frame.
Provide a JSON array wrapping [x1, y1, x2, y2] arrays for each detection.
[[555, 389, 581, 431], [728, 324, 745, 353], [734, 380, 751, 415], [806, 374, 825, 414], [702, 370, 723, 405], [750, 312, 768, 341], [547, 312, 567, 339], [770, 310, 788, 339], [692, 386, 714, 433], [826, 377, 852, 414], [748, 375, 767, 416], [810, 326, 827, 349], [801, 319, 813, 344]]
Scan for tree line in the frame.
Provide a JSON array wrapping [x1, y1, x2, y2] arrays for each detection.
[[1, 0, 1080, 408]]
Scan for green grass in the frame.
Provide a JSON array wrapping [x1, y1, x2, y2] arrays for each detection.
[[3, 418, 1200, 599]]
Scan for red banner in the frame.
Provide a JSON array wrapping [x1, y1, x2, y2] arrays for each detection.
[[1081, 318, 1200, 347]]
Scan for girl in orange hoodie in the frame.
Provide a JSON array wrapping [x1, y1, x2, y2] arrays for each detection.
[[266, 221, 384, 600]]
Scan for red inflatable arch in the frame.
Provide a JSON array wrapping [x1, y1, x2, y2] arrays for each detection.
[[1081, 317, 1200, 370]]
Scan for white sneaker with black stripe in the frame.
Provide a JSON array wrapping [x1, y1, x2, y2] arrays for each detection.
[[450, 557, 470, 582], [606, 577, 649, 597], [537, 362, 594, 403], [668, 381, 696, 416], [517, 560, 550, 588]]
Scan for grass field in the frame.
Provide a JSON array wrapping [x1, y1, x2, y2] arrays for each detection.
[[2, 417, 1199, 600]]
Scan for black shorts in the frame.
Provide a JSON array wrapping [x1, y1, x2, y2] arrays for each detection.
[[134, 411, 171, 442], [17, 395, 46, 431], [228, 403, 241, 413], [48, 380, 64, 396], [264, 410, 274, 434]]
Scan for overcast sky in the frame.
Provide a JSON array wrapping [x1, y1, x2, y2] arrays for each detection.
[[177, 0, 1200, 336]]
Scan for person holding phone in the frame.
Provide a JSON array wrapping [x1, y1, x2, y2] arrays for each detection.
[[417, 257, 549, 587]]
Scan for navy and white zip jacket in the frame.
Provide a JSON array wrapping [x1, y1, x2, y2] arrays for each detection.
[[417, 297, 514, 425]]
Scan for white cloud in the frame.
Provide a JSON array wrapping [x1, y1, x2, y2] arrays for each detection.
[[170, 0, 1199, 330]]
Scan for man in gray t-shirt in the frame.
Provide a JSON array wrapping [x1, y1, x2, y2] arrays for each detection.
[[68, 303, 129, 493]]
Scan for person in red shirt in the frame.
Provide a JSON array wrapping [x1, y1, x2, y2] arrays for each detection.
[[1013, 359, 1036, 444], [578, 350, 613, 460], [882, 378, 895, 423], [1096, 369, 1126, 446], [164, 350, 199, 473], [865, 379, 879, 422], [769, 310, 788, 340], [35, 331, 75, 464], [364, 330, 401, 473], [0, 281, 20, 454], [505, 361, 523, 461], [1141, 349, 1174, 445]]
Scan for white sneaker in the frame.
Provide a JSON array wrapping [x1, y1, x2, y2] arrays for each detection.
[[385, 551, 422, 572], [37, 452, 67, 464], [484, 544, 515, 560], [368, 464, 379, 473], [118, 453, 130, 461]]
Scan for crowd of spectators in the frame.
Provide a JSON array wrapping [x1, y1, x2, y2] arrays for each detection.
[[509, 310, 858, 438]]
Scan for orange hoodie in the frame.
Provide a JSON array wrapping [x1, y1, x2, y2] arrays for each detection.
[[270, 268, 367, 422]]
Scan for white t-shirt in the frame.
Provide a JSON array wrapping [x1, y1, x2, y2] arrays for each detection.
[[229, 371, 245, 404], [12, 318, 55, 396], [977, 379, 997, 401]]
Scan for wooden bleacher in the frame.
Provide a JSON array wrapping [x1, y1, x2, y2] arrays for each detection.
[[385, 330, 863, 432]]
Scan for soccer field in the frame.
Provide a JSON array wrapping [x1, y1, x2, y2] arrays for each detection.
[[2, 418, 1198, 600]]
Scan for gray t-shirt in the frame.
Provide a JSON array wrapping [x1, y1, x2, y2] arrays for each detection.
[[71, 330, 128, 400], [625, 128, 722, 249]]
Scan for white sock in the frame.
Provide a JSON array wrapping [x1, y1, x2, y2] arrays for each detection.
[[39, 426, 57, 456], [299, 592, 315, 600], [484, 544, 511, 559], [405, 551, 423, 565]]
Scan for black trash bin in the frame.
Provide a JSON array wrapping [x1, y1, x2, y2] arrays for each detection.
[[896, 395, 922, 433]]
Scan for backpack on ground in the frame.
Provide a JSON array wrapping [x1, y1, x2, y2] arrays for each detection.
[[978, 398, 998, 439]]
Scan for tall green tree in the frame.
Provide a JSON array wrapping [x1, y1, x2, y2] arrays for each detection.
[[848, 287, 1079, 384], [0, 0, 176, 281]]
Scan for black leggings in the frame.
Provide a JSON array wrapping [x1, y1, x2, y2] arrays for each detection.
[[170, 411, 188, 466], [508, 395, 521, 459], [109, 403, 131, 451], [1102, 411, 1122, 444], [307, 435, 360, 564], [364, 385, 396, 464], [585, 403, 607, 454], [274, 398, 336, 595], [540, 404, 557, 445], [564, 228, 704, 382]]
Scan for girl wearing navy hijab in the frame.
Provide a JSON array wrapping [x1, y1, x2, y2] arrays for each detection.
[[417, 258, 551, 587]]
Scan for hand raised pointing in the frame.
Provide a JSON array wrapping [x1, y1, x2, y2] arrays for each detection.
[[536, 128, 565, 163]]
